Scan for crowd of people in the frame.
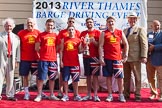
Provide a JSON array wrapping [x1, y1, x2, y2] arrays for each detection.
[[0, 11, 162, 103]]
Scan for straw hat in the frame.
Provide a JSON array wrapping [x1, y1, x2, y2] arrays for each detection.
[[127, 12, 140, 19]]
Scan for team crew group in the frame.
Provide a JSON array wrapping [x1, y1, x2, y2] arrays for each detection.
[[0, 11, 162, 103]]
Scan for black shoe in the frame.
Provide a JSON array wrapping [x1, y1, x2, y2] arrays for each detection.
[[124, 95, 130, 100], [57, 92, 63, 99], [135, 97, 141, 102], [7, 97, 18, 101]]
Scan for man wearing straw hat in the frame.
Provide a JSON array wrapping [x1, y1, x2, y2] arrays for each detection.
[[123, 12, 148, 102]]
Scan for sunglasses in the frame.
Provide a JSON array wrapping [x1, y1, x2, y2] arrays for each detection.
[[69, 21, 74, 23]]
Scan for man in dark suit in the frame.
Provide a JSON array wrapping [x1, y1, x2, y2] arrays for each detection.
[[123, 12, 148, 102]]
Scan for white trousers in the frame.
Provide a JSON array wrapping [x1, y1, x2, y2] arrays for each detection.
[[0, 58, 15, 98]]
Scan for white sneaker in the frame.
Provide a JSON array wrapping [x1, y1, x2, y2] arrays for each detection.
[[82, 95, 92, 101], [34, 95, 42, 102], [41, 92, 48, 99], [74, 95, 82, 101], [158, 96, 162, 102], [24, 93, 30, 100], [49, 95, 60, 100], [106, 95, 113, 102], [119, 94, 126, 102], [94, 96, 100, 102], [61, 95, 69, 102]]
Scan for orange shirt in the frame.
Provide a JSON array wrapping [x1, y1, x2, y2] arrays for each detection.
[[103, 29, 122, 60], [63, 37, 81, 66], [36, 32, 58, 61], [18, 29, 40, 61]]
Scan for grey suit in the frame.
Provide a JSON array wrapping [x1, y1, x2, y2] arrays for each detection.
[[123, 26, 148, 99], [0, 31, 20, 98]]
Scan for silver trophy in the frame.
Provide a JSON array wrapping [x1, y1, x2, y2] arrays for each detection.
[[83, 34, 90, 56]]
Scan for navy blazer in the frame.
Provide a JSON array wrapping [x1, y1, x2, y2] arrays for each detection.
[[148, 31, 162, 66]]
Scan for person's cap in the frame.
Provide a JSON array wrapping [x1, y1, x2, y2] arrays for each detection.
[[106, 16, 116, 21], [127, 12, 140, 19]]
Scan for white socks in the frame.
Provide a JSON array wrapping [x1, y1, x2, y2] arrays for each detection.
[[24, 87, 29, 94]]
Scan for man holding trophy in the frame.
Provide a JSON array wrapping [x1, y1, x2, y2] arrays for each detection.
[[80, 18, 101, 102]]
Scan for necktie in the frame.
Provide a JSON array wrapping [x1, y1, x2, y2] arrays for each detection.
[[153, 32, 157, 39], [126, 27, 131, 38], [8, 33, 12, 57]]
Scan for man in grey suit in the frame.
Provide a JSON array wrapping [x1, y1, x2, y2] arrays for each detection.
[[0, 18, 20, 101], [123, 12, 148, 102]]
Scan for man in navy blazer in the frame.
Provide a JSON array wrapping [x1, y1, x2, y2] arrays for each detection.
[[148, 20, 162, 102]]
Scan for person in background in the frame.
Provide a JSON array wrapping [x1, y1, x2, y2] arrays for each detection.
[[34, 19, 60, 102], [147, 20, 162, 101], [57, 17, 80, 98], [60, 25, 82, 102], [99, 16, 129, 102], [0, 18, 20, 101], [123, 12, 148, 102], [80, 18, 101, 102]]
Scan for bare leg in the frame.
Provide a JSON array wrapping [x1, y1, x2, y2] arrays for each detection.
[[117, 78, 126, 102], [23, 76, 29, 94], [107, 77, 112, 94], [23, 76, 29, 88], [105, 77, 113, 102], [117, 78, 124, 94], [63, 81, 68, 96], [86, 76, 92, 96], [37, 80, 44, 96], [49, 80, 54, 95], [73, 82, 79, 96], [93, 76, 99, 96], [58, 73, 63, 94], [34, 79, 44, 102]]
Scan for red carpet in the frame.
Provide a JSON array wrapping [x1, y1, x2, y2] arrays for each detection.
[[0, 88, 161, 108]]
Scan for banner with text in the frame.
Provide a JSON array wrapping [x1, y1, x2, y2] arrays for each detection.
[[33, 0, 148, 88], [33, 0, 147, 32]]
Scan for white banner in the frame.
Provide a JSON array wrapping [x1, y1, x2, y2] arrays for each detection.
[[33, 0, 147, 32], [33, 0, 148, 88]]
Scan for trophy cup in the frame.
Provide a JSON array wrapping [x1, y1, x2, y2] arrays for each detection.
[[83, 34, 90, 56]]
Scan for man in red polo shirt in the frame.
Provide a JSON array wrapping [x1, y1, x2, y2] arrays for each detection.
[[18, 18, 40, 100], [99, 16, 129, 102], [60, 26, 82, 102], [34, 19, 59, 102], [57, 17, 80, 98], [80, 18, 101, 102]]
